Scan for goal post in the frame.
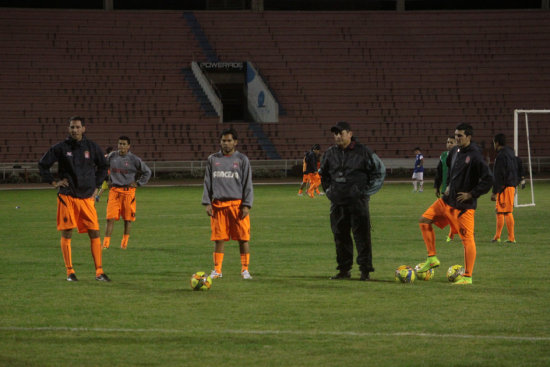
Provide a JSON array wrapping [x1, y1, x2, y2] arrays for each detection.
[[513, 109, 550, 207]]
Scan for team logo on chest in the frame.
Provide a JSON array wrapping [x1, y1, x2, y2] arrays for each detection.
[[465, 156, 471, 164], [84, 151, 90, 159]]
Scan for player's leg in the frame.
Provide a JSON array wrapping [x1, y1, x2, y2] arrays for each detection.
[[503, 187, 516, 243], [120, 190, 136, 249], [103, 188, 121, 249], [416, 199, 447, 272], [57, 194, 78, 280], [412, 173, 418, 192], [238, 241, 252, 279], [209, 203, 229, 279], [418, 172, 424, 192], [78, 198, 109, 281], [454, 209, 476, 284]]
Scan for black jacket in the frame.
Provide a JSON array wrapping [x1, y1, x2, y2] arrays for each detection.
[[444, 142, 493, 210], [38, 136, 108, 198], [320, 139, 385, 205], [304, 150, 318, 174], [492, 146, 518, 194]]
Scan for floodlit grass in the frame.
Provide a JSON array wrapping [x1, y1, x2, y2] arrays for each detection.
[[1, 181, 549, 366]]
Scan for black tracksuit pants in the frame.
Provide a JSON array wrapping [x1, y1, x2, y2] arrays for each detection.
[[329, 196, 374, 274]]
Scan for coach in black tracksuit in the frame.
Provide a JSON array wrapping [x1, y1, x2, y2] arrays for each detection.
[[320, 121, 385, 281]]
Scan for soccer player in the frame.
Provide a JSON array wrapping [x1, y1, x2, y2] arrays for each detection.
[[320, 121, 385, 281], [102, 136, 151, 250], [305, 144, 322, 198], [416, 123, 493, 285], [412, 147, 424, 192], [491, 133, 519, 244], [202, 128, 254, 280], [95, 146, 113, 202], [434, 136, 458, 242], [38, 116, 110, 282]]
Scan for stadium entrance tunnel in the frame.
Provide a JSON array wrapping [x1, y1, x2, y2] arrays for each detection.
[[191, 61, 279, 123]]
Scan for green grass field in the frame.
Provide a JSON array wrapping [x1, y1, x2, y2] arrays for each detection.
[[1, 181, 549, 366]]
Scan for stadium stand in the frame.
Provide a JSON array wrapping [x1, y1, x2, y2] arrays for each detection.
[[0, 8, 549, 164]]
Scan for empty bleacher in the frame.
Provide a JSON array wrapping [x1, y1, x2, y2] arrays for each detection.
[[1, 9, 549, 164]]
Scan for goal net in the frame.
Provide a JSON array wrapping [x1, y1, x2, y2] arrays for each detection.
[[513, 109, 550, 207]]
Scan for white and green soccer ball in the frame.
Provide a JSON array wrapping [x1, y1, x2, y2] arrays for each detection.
[[446, 265, 465, 283]]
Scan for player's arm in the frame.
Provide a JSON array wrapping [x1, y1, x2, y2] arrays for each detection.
[[135, 157, 152, 187], [202, 157, 214, 216]]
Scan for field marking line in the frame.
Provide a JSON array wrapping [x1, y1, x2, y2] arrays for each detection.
[[1, 326, 549, 342]]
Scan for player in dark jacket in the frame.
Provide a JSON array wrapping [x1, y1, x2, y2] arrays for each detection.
[[416, 123, 493, 285], [491, 133, 519, 243], [38, 116, 110, 282]]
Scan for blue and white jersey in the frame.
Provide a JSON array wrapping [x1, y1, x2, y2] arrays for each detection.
[[414, 153, 424, 173]]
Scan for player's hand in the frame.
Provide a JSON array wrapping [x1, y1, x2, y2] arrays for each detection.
[[130, 182, 138, 188], [490, 193, 497, 201], [457, 192, 472, 203], [520, 179, 526, 189], [205, 204, 213, 217], [241, 206, 250, 219], [52, 178, 69, 188]]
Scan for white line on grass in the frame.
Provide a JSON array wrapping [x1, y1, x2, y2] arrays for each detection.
[[1, 326, 549, 342]]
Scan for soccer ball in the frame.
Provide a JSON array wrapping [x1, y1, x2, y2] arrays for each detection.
[[395, 265, 416, 283], [190, 271, 212, 291], [446, 265, 465, 282], [414, 263, 435, 281]]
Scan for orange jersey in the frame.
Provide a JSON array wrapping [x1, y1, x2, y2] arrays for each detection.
[[56, 194, 99, 233], [106, 187, 137, 221], [496, 186, 515, 213], [210, 199, 250, 242]]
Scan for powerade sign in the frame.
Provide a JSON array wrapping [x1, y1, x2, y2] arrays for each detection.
[[199, 62, 244, 71]]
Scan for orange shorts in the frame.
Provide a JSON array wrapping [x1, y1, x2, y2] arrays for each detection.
[[106, 187, 137, 221], [496, 186, 515, 213], [422, 198, 475, 241], [56, 194, 99, 233], [210, 199, 251, 242]]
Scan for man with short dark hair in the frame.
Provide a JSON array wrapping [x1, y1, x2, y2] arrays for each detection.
[[491, 133, 518, 244], [102, 136, 151, 250], [203, 128, 254, 280], [416, 123, 493, 285], [320, 121, 385, 281], [38, 116, 110, 282]]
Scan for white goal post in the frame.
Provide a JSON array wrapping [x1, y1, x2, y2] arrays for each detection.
[[513, 109, 550, 207]]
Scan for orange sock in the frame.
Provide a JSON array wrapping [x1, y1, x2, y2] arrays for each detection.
[[494, 214, 504, 240], [240, 253, 250, 272], [102, 237, 111, 249], [462, 237, 477, 277], [60, 237, 74, 276], [121, 234, 129, 249], [90, 237, 103, 276], [213, 252, 224, 274], [419, 223, 436, 256], [505, 214, 515, 241]]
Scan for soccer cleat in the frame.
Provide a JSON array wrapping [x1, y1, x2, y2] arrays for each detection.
[[67, 273, 78, 282], [241, 270, 253, 280], [446, 236, 452, 242], [359, 272, 370, 281], [95, 273, 111, 282], [330, 271, 351, 280], [416, 256, 440, 272], [491, 238, 501, 243], [505, 240, 516, 244], [209, 270, 223, 279], [453, 276, 472, 285]]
